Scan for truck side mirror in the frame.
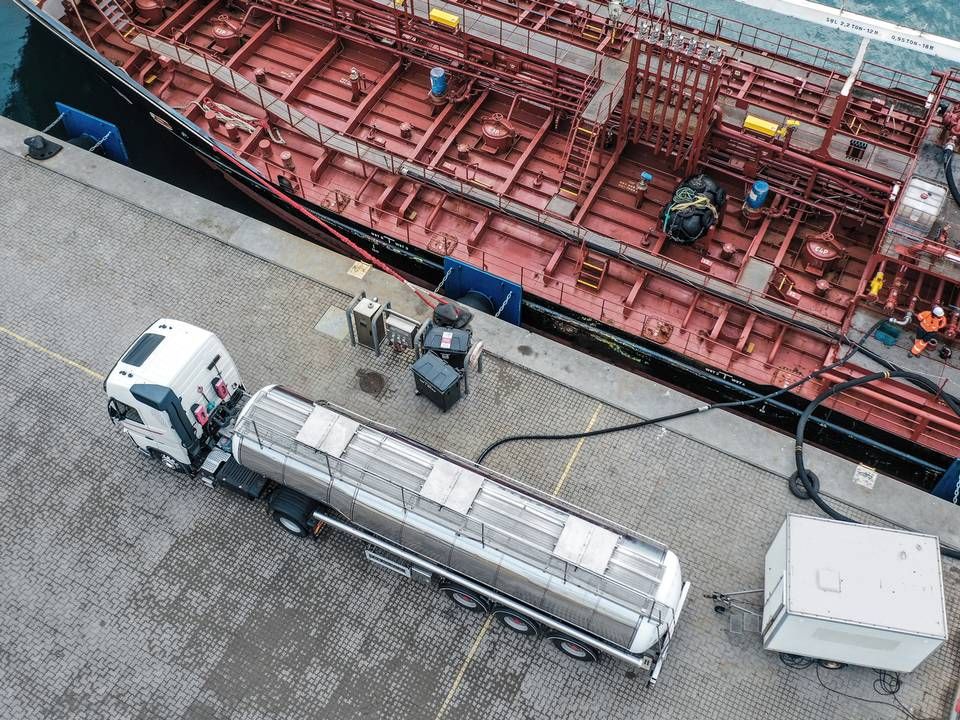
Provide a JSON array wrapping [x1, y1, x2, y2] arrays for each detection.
[[107, 399, 121, 425]]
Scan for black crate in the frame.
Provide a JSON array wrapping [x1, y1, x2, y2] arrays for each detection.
[[412, 353, 462, 411], [421, 325, 471, 369]]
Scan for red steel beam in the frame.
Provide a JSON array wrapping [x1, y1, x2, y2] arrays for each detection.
[[168, 0, 221, 43], [376, 102, 459, 210], [225, 18, 275, 69], [497, 111, 554, 195], [342, 59, 402, 135], [427, 91, 490, 170], [280, 37, 341, 101]]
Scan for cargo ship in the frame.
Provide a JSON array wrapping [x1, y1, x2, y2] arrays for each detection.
[[13, 0, 960, 475]]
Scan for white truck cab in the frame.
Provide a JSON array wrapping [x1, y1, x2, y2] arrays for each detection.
[[104, 319, 243, 470]]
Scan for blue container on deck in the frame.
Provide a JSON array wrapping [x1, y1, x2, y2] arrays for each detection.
[[746, 180, 769, 209], [430, 67, 447, 97]]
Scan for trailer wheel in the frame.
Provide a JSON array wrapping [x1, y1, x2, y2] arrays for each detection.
[[268, 487, 317, 538], [493, 609, 538, 636], [817, 659, 846, 670], [549, 636, 598, 662], [441, 585, 489, 613], [157, 452, 188, 473]]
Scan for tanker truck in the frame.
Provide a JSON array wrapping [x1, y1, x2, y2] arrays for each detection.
[[105, 319, 691, 683]]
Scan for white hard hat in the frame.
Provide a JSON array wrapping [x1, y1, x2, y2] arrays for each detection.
[[932, 305, 945, 318]]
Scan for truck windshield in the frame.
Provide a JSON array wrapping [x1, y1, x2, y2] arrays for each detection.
[[122, 333, 164, 367]]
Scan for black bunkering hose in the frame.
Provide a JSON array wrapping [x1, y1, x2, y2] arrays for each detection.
[[944, 149, 960, 209], [795, 370, 960, 560], [479, 319, 960, 558], [477, 319, 889, 464], [476, 406, 705, 464]]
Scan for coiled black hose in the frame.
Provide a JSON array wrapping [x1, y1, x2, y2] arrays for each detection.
[[794, 370, 960, 560], [944, 149, 960, 209]]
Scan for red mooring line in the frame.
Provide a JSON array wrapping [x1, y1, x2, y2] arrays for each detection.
[[209, 143, 441, 309]]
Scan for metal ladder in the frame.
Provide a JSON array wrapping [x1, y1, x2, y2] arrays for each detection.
[[575, 244, 608, 291], [558, 120, 600, 199], [91, 0, 135, 36]]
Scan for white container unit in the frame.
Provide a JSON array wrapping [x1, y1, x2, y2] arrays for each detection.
[[762, 515, 947, 672], [891, 177, 947, 236]]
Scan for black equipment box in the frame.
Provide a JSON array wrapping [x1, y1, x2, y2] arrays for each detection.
[[421, 325, 471, 369], [412, 353, 462, 411]]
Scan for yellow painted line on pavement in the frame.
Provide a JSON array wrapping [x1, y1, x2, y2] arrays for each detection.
[[434, 615, 493, 720], [434, 402, 604, 718], [552, 402, 603, 496], [0, 325, 105, 381]]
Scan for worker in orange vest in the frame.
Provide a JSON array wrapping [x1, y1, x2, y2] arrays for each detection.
[[910, 305, 947, 356]]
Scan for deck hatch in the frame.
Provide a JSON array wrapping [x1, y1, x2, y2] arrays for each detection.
[[553, 516, 619, 574], [296, 405, 358, 458], [420, 459, 484, 514]]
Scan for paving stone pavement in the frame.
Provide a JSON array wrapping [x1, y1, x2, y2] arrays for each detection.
[[0, 153, 957, 720]]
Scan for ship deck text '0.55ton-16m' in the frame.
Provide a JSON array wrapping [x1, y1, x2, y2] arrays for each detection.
[[17, 0, 960, 473], [104, 319, 691, 684]]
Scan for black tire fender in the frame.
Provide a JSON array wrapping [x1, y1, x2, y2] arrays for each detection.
[[268, 487, 318, 537]]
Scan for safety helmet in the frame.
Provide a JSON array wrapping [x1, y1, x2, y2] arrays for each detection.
[[932, 305, 946, 318]]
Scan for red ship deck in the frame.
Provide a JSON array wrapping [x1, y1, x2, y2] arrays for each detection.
[[55, 0, 960, 459]]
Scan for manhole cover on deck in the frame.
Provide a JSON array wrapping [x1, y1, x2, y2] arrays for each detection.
[[357, 370, 386, 395]]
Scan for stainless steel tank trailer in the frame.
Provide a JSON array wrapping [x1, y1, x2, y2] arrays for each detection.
[[105, 319, 691, 684]]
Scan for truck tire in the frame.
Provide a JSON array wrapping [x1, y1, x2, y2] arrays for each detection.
[[268, 487, 317, 537], [157, 451, 188, 474], [493, 608, 538, 636], [548, 635, 598, 662], [441, 584, 490, 613]]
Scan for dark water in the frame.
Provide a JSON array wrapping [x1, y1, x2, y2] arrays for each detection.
[[0, 3, 278, 223]]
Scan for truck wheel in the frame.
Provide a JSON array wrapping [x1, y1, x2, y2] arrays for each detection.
[[268, 487, 317, 538], [157, 452, 188, 473], [549, 636, 598, 662], [441, 585, 489, 613], [493, 609, 538, 636]]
